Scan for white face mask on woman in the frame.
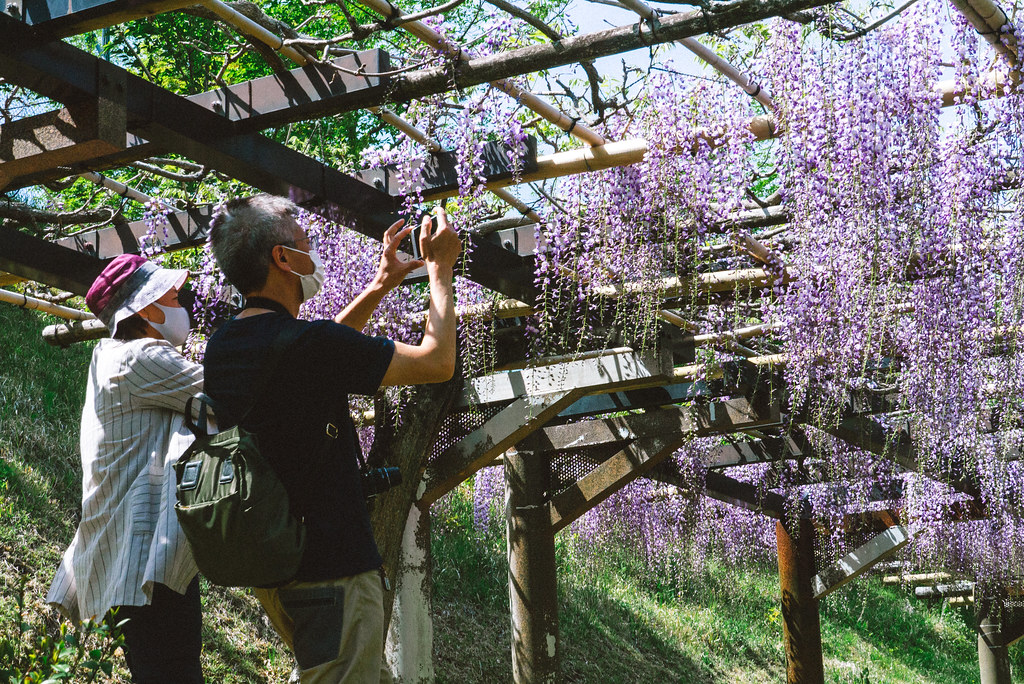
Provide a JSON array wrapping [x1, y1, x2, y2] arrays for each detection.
[[282, 245, 324, 302], [150, 303, 191, 347]]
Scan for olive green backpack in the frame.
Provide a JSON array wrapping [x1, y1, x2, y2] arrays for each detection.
[[174, 326, 307, 588]]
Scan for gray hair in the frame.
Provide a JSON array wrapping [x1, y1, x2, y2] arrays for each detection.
[[209, 195, 300, 294]]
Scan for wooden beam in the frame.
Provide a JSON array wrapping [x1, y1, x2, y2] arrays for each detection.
[[811, 525, 910, 599], [821, 414, 983, 501], [2, 50, 391, 191], [551, 380, 707, 421], [419, 391, 578, 507], [506, 448, 560, 683], [706, 431, 811, 469], [56, 206, 213, 259], [201, 50, 391, 132], [18, 0, 196, 38], [0, 224, 104, 295], [549, 433, 687, 533], [18, 0, 838, 133], [0, 17, 397, 215], [705, 470, 792, 519], [0, 21, 537, 301], [640, 445, 797, 520], [0, 103, 125, 191], [546, 396, 784, 531], [458, 349, 670, 408], [777, 518, 825, 684], [0, 50, 533, 206], [521, 397, 782, 456], [424, 351, 675, 505]]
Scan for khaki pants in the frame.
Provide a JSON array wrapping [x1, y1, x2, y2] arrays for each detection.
[[255, 570, 393, 684]]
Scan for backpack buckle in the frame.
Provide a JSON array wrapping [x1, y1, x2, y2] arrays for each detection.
[[219, 460, 235, 484], [180, 461, 202, 490]]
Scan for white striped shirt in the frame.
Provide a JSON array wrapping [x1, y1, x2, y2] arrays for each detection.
[[47, 337, 203, 623]]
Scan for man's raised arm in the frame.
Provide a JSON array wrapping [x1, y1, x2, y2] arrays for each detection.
[[381, 208, 460, 386]]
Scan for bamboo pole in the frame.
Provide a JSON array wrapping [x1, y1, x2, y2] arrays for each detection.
[[616, 0, 775, 109], [418, 71, 1004, 198], [882, 572, 953, 585], [78, 172, 172, 211], [354, 0, 607, 147], [198, 0, 310, 64], [672, 353, 787, 382], [592, 266, 778, 299], [42, 318, 109, 346], [0, 288, 94, 320], [682, 322, 783, 346], [948, 0, 1019, 69], [680, 37, 775, 109], [657, 309, 700, 332], [422, 138, 650, 200], [408, 266, 780, 326], [202, 0, 1007, 208], [201, 0, 543, 223]]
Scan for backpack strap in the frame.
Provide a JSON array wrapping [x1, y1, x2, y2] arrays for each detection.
[[185, 392, 217, 439], [186, 322, 308, 437]]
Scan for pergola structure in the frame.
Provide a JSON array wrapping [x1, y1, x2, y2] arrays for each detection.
[[1, 0, 1022, 681]]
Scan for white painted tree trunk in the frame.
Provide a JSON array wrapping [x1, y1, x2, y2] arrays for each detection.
[[385, 503, 435, 684]]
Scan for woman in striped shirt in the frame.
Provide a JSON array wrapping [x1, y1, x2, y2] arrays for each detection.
[[47, 254, 205, 684]]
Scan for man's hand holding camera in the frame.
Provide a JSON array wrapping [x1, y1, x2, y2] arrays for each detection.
[[419, 206, 461, 275]]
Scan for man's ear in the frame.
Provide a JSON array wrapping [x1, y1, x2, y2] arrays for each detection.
[[270, 244, 291, 272]]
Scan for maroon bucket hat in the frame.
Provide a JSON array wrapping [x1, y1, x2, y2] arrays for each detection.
[[86, 254, 188, 334]]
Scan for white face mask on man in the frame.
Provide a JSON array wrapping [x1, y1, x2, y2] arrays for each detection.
[[150, 303, 191, 347], [282, 245, 324, 302]]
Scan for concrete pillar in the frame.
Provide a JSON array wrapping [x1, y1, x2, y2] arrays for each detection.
[[506, 450, 559, 684], [978, 596, 1013, 684], [776, 519, 824, 684], [385, 504, 435, 684]]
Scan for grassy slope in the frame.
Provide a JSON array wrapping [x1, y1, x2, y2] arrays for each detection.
[[0, 305, 292, 683], [432, 490, 1023, 684], [1, 304, 1021, 683]]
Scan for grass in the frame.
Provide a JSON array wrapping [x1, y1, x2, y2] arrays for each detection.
[[432, 485, 1022, 684], [0, 305, 291, 683], [2, 302, 1022, 683]]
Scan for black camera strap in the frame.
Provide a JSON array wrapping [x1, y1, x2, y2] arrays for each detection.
[[243, 296, 290, 316]]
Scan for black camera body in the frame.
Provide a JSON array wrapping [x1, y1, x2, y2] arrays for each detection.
[[362, 467, 402, 497]]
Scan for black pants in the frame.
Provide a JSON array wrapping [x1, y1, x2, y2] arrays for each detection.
[[115, 576, 203, 684]]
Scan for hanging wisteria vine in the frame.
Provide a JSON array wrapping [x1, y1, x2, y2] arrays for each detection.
[[176, 0, 1024, 584]]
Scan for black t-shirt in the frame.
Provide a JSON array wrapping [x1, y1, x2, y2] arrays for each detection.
[[203, 312, 395, 582]]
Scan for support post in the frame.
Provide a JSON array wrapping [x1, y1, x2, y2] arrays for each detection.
[[385, 503, 435, 684], [978, 595, 1013, 684], [776, 519, 824, 684], [506, 449, 559, 684]]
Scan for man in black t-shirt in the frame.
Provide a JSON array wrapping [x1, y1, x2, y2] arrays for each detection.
[[204, 195, 460, 684]]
